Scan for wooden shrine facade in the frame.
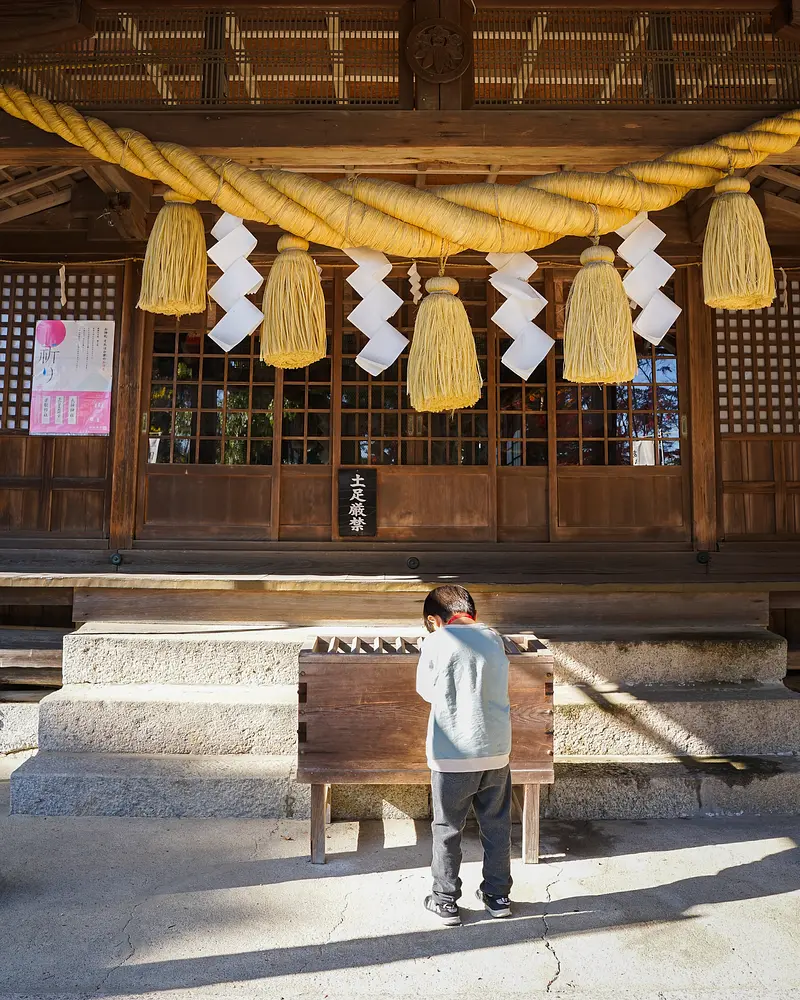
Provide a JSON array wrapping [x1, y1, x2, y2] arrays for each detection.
[[0, 254, 798, 555], [0, 1, 799, 574]]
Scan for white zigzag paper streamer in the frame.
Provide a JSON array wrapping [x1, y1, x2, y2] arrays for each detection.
[[616, 211, 681, 347], [487, 252, 555, 380], [207, 213, 264, 351], [344, 247, 407, 377], [408, 262, 422, 305]]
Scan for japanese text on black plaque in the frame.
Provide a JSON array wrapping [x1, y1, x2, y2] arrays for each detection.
[[338, 468, 377, 537]]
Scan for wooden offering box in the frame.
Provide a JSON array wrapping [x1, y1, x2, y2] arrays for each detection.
[[297, 634, 554, 863]]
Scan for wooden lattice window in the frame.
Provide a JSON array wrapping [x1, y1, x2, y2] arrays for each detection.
[[715, 282, 800, 435], [149, 312, 277, 465], [0, 269, 118, 433], [553, 339, 681, 465], [340, 276, 489, 465], [148, 274, 334, 466], [550, 275, 681, 465]]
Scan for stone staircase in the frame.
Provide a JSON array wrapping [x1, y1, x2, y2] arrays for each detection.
[[10, 622, 800, 820]]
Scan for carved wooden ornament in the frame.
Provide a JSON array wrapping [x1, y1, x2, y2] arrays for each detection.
[[405, 17, 473, 84]]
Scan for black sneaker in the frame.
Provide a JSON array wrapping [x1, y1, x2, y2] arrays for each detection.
[[424, 895, 461, 927], [476, 889, 512, 918]]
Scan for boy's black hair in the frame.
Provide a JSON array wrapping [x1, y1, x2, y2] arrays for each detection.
[[423, 585, 476, 624]]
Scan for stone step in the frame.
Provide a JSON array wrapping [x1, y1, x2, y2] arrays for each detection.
[[11, 751, 800, 821], [40, 678, 800, 757], [10, 751, 310, 818], [545, 627, 787, 684], [63, 623, 788, 687], [0, 698, 42, 753], [39, 684, 298, 755], [553, 682, 800, 756], [62, 623, 424, 686], [544, 755, 800, 820]]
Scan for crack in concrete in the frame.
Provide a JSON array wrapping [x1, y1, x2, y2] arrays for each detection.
[[94, 898, 143, 991], [325, 889, 353, 945], [542, 865, 564, 993]]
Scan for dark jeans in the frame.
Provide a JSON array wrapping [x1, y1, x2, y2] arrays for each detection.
[[430, 765, 513, 904]]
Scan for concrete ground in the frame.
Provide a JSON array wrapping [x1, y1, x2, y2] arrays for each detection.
[[1, 755, 799, 1000]]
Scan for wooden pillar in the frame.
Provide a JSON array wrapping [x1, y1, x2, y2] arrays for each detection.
[[685, 266, 718, 551], [109, 262, 146, 551]]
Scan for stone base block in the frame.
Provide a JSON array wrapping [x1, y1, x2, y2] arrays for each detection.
[[39, 684, 297, 754], [547, 628, 787, 684], [543, 755, 800, 820], [554, 682, 800, 756], [10, 751, 309, 818], [63, 623, 424, 686], [0, 700, 41, 754]]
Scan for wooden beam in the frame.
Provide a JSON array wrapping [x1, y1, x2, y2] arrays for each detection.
[[109, 263, 147, 551], [82, 163, 151, 240], [0, 1, 95, 53], [0, 188, 71, 224], [3, 109, 800, 169], [684, 267, 718, 551]]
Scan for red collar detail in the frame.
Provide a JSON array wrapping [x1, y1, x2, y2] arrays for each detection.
[[446, 614, 475, 625]]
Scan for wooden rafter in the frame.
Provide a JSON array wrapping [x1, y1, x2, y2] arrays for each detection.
[[0, 188, 72, 224], [756, 164, 800, 194], [0, 165, 81, 201]]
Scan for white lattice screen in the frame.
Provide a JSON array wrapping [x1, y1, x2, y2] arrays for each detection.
[[0, 269, 118, 432], [715, 276, 800, 436]]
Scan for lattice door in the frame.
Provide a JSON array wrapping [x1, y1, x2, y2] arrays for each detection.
[[715, 276, 800, 538]]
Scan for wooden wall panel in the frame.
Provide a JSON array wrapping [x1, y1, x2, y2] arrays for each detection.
[[51, 435, 108, 479], [497, 469, 548, 541], [0, 436, 44, 477], [375, 468, 493, 540], [49, 490, 106, 535], [73, 587, 770, 628], [0, 490, 40, 531], [279, 468, 332, 541], [555, 468, 688, 540], [139, 467, 273, 540]]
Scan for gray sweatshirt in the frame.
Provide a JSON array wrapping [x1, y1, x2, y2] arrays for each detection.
[[416, 623, 511, 772]]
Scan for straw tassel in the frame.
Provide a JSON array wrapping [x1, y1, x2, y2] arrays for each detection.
[[563, 244, 637, 384], [407, 276, 483, 413], [703, 176, 775, 310], [138, 191, 207, 316], [260, 234, 327, 368]]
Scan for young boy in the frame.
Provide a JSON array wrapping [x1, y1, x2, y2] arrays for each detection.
[[416, 584, 512, 927]]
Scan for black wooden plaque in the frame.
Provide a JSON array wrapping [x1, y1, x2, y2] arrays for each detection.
[[338, 468, 377, 537]]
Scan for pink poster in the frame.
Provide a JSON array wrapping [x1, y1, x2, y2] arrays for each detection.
[[29, 319, 115, 436]]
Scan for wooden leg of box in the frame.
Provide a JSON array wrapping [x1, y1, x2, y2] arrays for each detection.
[[522, 784, 540, 864], [310, 783, 329, 864]]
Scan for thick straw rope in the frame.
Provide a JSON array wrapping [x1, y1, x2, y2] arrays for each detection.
[[2, 84, 800, 255]]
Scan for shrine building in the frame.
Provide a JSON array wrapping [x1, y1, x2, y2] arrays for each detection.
[[0, 0, 799, 823]]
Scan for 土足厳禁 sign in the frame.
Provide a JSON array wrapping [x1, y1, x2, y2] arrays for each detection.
[[338, 468, 377, 537]]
